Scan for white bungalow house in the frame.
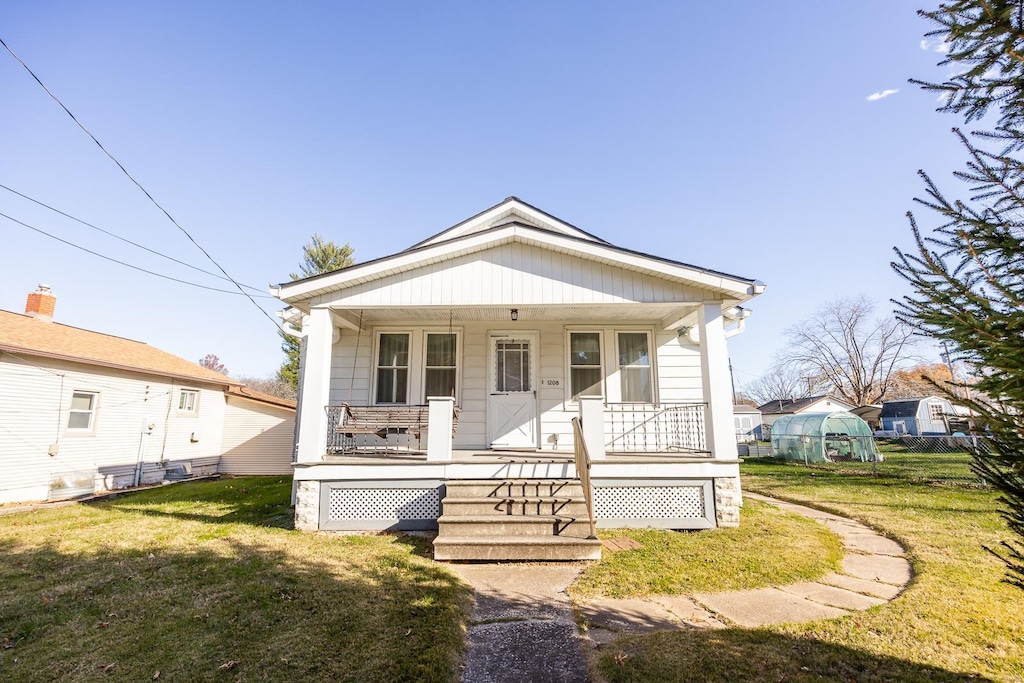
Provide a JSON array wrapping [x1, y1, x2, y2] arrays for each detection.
[[274, 198, 765, 560]]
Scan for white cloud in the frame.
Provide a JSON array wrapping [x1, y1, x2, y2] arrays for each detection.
[[920, 38, 951, 53], [866, 89, 899, 101]]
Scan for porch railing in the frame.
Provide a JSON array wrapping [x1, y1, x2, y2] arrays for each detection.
[[571, 417, 597, 538], [604, 402, 709, 454]]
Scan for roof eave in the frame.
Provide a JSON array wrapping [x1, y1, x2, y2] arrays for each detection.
[[0, 344, 242, 388]]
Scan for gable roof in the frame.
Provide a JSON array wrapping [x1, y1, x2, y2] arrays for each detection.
[[0, 309, 241, 387], [408, 196, 611, 250], [275, 199, 763, 306], [758, 395, 854, 415]]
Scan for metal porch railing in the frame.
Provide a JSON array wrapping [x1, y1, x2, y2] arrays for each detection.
[[604, 402, 709, 454]]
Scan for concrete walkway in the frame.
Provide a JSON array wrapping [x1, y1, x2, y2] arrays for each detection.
[[452, 493, 912, 681], [577, 492, 911, 640]]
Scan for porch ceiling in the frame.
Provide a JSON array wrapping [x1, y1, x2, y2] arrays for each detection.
[[328, 303, 700, 326]]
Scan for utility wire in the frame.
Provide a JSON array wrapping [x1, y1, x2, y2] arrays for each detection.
[[0, 34, 281, 328], [0, 182, 268, 294], [0, 211, 273, 297]]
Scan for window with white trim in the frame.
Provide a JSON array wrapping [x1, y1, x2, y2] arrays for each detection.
[[617, 332, 652, 403], [178, 389, 199, 413], [424, 332, 457, 399], [67, 391, 99, 431], [568, 331, 603, 400], [376, 333, 410, 404], [928, 402, 944, 421]]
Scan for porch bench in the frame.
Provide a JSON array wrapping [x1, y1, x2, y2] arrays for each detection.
[[335, 402, 459, 440]]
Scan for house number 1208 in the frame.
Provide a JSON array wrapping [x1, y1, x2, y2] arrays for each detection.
[[543, 379, 561, 386]]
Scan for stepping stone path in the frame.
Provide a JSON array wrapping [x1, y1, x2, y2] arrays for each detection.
[[453, 493, 912, 681], [578, 492, 911, 638]]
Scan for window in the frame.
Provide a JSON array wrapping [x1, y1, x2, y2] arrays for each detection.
[[376, 333, 410, 403], [424, 333, 457, 398], [67, 391, 98, 430], [569, 332, 602, 400], [178, 389, 199, 413], [928, 402, 944, 421], [495, 339, 531, 392], [617, 332, 652, 403]]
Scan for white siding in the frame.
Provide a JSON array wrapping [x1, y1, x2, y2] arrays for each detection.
[[312, 243, 716, 308], [324, 320, 707, 452], [219, 397, 295, 475], [0, 355, 226, 504]]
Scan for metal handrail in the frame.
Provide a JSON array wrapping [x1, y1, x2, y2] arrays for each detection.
[[571, 417, 597, 539]]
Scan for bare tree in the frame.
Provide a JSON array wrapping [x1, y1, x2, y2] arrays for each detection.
[[236, 375, 297, 401], [743, 363, 818, 406], [778, 296, 914, 406], [199, 354, 229, 375]]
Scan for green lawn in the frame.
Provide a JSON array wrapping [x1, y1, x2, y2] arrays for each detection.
[[593, 459, 1024, 683], [0, 477, 471, 683], [571, 499, 843, 599]]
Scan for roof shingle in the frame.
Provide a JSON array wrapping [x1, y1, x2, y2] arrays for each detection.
[[0, 309, 240, 386]]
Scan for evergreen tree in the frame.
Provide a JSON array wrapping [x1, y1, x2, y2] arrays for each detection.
[[278, 234, 355, 388], [894, 0, 1024, 588]]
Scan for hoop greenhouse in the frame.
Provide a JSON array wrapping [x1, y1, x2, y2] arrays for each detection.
[[770, 411, 881, 464]]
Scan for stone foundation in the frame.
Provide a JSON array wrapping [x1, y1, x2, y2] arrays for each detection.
[[294, 481, 321, 531], [713, 476, 743, 527]]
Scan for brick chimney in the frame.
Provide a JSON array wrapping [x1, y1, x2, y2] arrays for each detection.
[[25, 284, 56, 322]]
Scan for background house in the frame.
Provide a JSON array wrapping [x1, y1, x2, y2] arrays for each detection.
[[758, 395, 857, 434], [733, 404, 762, 442], [0, 286, 295, 504], [879, 396, 956, 436]]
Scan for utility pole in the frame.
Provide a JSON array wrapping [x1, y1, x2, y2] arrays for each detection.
[[729, 358, 737, 404]]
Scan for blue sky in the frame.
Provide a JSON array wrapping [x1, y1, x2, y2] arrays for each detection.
[[1, 2, 962, 384]]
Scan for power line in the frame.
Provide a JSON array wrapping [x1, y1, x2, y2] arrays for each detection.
[[0, 210, 274, 298], [0, 182, 268, 294], [0, 34, 281, 329]]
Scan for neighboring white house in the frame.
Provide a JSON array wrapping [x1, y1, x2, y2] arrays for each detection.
[[758, 395, 857, 430], [0, 286, 295, 504], [733, 404, 762, 442], [274, 197, 765, 560]]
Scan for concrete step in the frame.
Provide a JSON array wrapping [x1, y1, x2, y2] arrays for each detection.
[[433, 535, 603, 561], [444, 479, 583, 498], [437, 514, 594, 538], [441, 496, 590, 517]]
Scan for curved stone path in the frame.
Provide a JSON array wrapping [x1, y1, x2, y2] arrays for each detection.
[[577, 492, 911, 642], [453, 493, 912, 682]]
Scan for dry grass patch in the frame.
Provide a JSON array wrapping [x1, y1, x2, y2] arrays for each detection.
[[0, 477, 471, 683]]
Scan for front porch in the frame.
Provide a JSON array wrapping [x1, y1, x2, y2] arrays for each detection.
[[293, 396, 743, 540]]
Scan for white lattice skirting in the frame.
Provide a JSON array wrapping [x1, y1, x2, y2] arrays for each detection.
[[592, 480, 716, 529], [320, 481, 442, 530]]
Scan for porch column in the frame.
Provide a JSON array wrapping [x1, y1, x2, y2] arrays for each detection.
[[295, 306, 334, 464], [426, 396, 455, 462], [698, 303, 738, 460], [579, 395, 606, 460]]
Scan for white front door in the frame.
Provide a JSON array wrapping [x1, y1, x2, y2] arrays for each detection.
[[487, 332, 538, 449]]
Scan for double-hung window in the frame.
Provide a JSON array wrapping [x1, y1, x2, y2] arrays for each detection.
[[569, 332, 603, 400], [178, 389, 199, 413], [67, 391, 99, 431], [617, 332, 652, 403], [424, 333, 457, 398], [376, 333, 410, 404]]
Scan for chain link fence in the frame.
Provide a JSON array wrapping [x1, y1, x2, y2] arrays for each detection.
[[741, 436, 991, 487]]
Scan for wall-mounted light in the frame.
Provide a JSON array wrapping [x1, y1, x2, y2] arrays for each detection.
[[510, 309, 518, 321]]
